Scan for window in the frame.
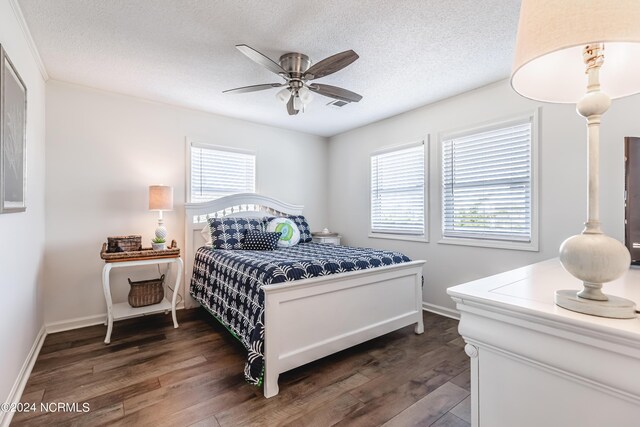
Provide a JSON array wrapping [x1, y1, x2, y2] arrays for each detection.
[[441, 113, 537, 250], [370, 141, 426, 238], [189, 142, 255, 202]]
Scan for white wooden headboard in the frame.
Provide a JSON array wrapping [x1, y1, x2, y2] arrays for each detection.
[[183, 193, 304, 308]]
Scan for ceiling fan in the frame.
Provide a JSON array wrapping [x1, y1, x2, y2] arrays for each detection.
[[223, 44, 363, 115]]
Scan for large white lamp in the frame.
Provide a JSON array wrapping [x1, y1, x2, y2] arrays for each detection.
[[148, 185, 173, 241], [511, 0, 640, 318]]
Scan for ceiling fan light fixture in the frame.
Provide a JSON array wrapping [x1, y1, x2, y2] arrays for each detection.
[[275, 88, 291, 104], [298, 86, 313, 104], [293, 95, 302, 111]]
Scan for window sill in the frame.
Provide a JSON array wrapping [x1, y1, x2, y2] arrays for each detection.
[[438, 236, 539, 252], [369, 233, 429, 243]]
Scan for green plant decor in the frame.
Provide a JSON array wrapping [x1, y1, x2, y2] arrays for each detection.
[[152, 237, 166, 244]]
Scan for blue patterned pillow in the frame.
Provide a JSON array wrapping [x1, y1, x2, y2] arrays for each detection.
[[288, 215, 312, 243], [207, 217, 263, 249], [263, 215, 312, 243], [243, 231, 281, 250]]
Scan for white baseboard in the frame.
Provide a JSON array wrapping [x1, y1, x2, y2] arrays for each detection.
[[1, 325, 47, 427], [45, 304, 186, 335], [422, 302, 460, 320], [45, 314, 105, 334]]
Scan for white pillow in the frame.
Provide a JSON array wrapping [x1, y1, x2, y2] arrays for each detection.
[[201, 223, 212, 245], [266, 217, 300, 247]]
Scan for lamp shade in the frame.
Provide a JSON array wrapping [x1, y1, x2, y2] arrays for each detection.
[[511, 0, 640, 103], [298, 86, 313, 104], [293, 96, 302, 111], [148, 185, 173, 211]]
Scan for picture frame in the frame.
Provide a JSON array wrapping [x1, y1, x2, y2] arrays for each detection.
[[0, 44, 27, 213]]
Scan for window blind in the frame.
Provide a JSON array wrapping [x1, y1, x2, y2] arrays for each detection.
[[371, 143, 425, 235], [190, 144, 255, 202], [442, 120, 532, 242]]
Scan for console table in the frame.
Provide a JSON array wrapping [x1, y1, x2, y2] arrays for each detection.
[[448, 258, 640, 427], [102, 256, 183, 344]]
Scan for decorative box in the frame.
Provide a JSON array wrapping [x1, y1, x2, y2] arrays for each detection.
[[107, 235, 142, 253]]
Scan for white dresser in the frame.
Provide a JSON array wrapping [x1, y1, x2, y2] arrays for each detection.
[[447, 259, 640, 427]]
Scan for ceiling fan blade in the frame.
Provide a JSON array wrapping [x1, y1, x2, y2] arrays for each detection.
[[287, 97, 299, 115], [303, 50, 359, 80], [223, 83, 284, 94], [236, 44, 287, 76], [309, 83, 363, 102]]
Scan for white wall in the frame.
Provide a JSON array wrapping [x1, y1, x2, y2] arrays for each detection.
[[44, 81, 328, 325], [0, 0, 46, 411], [328, 80, 640, 313]]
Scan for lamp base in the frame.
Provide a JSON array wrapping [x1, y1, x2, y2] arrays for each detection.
[[559, 232, 631, 286], [555, 290, 636, 319], [155, 225, 167, 240]]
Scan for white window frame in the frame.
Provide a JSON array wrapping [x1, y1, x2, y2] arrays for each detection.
[[368, 137, 430, 243], [438, 111, 539, 251], [186, 139, 257, 203]]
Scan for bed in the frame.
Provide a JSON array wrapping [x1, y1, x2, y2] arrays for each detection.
[[184, 193, 426, 398]]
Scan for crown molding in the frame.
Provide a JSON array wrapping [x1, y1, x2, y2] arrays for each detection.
[[8, 0, 49, 81]]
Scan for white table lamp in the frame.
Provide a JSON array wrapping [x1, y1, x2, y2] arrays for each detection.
[[511, 0, 640, 318], [148, 185, 173, 240]]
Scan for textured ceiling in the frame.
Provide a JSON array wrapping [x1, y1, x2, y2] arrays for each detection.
[[18, 0, 522, 137]]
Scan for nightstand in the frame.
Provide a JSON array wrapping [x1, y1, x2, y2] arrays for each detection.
[[101, 254, 183, 344], [311, 232, 341, 245]]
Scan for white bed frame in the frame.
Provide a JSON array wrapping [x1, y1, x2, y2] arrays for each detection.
[[184, 193, 426, 398]]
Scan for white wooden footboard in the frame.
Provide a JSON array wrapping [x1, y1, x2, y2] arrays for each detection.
[[262, 260, 425, 398]]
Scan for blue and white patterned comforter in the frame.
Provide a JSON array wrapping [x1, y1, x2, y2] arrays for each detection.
[[189, 242, 411, 385]]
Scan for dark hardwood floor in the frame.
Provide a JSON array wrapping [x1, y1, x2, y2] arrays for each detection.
[[12, 310, 470, 427]]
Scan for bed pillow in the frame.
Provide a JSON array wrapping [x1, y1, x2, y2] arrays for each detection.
[[266, 217, 301, 247], [287, 215, 312, 243], [263, 215, 312, 243], [201, 223, 212, 245], [207, 217, 263, 249], [243, 231, 282, 251]]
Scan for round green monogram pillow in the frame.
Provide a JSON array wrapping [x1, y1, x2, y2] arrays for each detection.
[[266, 217, 301, 247]]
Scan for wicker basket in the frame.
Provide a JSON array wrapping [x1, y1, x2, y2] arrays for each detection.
[[108, 235, 142, 253], [128, 274, 165, 307]]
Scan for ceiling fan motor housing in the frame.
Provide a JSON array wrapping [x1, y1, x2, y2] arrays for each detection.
[[279, 53, 311, 78]]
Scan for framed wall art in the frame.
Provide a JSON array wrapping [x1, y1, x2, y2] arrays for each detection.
[[0, 44, 27, 213]]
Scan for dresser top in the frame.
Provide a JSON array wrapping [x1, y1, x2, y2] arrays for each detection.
[[447, 258, 640, 341]]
